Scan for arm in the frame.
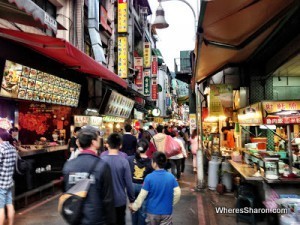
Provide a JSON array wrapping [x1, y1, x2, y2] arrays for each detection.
[[131, 189, 148, 211], [173, 186, 181, 205], [124, 160, 135, 203], [101, 164, 116, 224]]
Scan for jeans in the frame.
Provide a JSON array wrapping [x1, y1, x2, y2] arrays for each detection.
[[145, 213, 173, 225], [132, 183, 147, 225], [169, 159, 182, 179]]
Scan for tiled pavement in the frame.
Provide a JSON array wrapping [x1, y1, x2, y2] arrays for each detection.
[[12, 156, 272, 225]]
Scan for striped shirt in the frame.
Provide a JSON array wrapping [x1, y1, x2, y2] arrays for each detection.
[[0, 141, 17, 189]]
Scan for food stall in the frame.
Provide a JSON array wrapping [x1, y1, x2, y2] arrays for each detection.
[[0, 60, 81, 199], [231, 100, 300, 222], [99, 89, 134, 137]]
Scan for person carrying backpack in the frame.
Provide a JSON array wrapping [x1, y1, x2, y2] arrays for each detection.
[[62, 126, 115, 225]]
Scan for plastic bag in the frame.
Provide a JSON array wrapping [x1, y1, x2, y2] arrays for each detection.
[[164, 135, 182, 158]]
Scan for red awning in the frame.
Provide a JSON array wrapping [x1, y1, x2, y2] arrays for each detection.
[[0, 28, 128, 88]]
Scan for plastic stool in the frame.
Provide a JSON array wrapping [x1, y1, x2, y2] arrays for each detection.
[[236, 195, 256, 225]]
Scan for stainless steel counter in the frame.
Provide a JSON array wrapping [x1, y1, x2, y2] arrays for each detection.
[[19, 145, 68, 157]]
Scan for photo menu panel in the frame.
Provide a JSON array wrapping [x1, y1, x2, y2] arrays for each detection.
[[0, 60, 81, 107]]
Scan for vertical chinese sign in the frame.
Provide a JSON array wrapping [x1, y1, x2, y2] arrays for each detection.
[[118, 36, 128, 78], [143, 69, 151, 96], [151, 79, 158, 100], [118, 0, 127, 33], [134, 57, 143, 89], [151, 56, 158, 100], [118, 0, 128, 78], [143, 42, 151, 68]]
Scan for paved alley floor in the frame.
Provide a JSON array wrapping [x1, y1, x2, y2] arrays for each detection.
[[12, 156, 275, 225]]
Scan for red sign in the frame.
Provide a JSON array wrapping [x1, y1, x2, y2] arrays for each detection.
[[151, 56, 158, 77], [151, 78, 158, 100], [134, 57, 143, 88], [100, 6, 112, 33], [264, 116, 300, 125]]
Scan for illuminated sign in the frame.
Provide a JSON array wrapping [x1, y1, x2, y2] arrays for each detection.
[[74, 116, 102, 127], [0, 60, 81, 107], [117, 36, 128, 78], [143, 42, 151, 68], [103, 116, 125, 123], [143, 69, 151, 96], [151, 78, 158, 100], [209, 84, 233, 117], [151, 56, 158, 77], [118, 0, 128, 33], [134, 57, 143, 88]]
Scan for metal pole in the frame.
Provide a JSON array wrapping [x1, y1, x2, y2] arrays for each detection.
[[195, 83, 205, 190], [287, 124, 293, 174], [160, 0, 197, 33]]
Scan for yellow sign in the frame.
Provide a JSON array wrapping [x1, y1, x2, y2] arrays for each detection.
[[117, 36, 128, 78], [189, 114, 196, 132], [154, 117, 163, 124], [209, 84, 233, 117], [143, 42, 151, 68], [237, 103, 263, 125], [262, 101, 300, 114], [118, 0, 128, 33]]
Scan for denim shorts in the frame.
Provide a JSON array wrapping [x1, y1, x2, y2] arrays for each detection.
[[0, 188, 13, 208]]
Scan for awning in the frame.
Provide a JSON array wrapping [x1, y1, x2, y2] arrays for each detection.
[[0, 0, 65, 34], [152, 48, 164, 66], [0, 28, 128, 88], [195, 0, 299, 83]]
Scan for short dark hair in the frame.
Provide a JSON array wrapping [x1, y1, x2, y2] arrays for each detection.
[[124, 124, 132, 132], [74, 127, 81, 133], [137, 139, 149, 153], [77, 126, 99, 149], [107, 133, 122, 149], [156, 125, 164, 133], [0, 128, 12, 142], [152, 151, 167, 169], [149, 125, 154, 129], [9, 127, 19, 134]]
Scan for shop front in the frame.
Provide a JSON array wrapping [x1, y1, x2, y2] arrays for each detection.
[[99, 89, 134, 137], [0, 28, 127, 201], [227, 100, 300, 222]]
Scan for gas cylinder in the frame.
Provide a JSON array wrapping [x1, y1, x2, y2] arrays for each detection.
[[221, 157, 233, 192], [208, 155, 221, 190]]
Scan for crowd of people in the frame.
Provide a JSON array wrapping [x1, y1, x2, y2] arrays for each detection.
[[0, 123, 198, 225]]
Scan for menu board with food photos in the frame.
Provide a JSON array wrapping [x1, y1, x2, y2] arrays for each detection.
[[99, 89, 134, 118], [0, 60, 81, 107]]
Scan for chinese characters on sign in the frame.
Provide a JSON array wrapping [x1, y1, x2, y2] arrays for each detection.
[[209, 84, 233, 117], [151, 56, 158, 77], [134, 57, 143, 89], [117, 36, 128, 78], [74, 116, 103, 127], [143, 42, 151, 68], [262, 101, 300, 125], [151, 78, 158, 100], [117, 0, 127, 33], [143, 69, 151, 96]]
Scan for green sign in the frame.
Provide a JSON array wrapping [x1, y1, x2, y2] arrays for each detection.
[[143, 76, 150, 96]]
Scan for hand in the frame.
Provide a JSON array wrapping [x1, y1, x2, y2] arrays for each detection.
[[128, 203, 136, 213]]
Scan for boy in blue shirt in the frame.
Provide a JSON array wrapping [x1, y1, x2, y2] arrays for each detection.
[[129, 152, 181, 225]]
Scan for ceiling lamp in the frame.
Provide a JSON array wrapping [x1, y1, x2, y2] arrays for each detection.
[[152, 3, 169, 29]]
